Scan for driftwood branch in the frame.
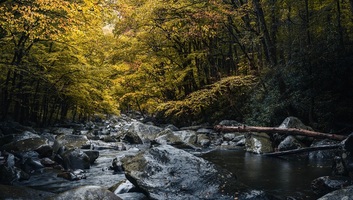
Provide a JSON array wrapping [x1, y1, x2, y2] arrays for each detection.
[[214, 125, 347, 141], [263, 144, 342, 157]]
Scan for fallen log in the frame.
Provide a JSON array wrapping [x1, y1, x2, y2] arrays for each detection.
[[214, 125, 347, 141], [263, 144, 342, 157]]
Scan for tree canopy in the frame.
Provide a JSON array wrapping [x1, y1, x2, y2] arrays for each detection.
[[1, 0, 353, 130]]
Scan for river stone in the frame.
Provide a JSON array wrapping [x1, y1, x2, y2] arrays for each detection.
[[218, 120, 243, 126], [277, 135, 305, 151], [317, 184, 353, 200], [61, 149, 91, 170], [277, 116, 314, 143], [309, 139, 339, 165], [53, 135, 91, 154], [245, 132, 273, 154], [121, 122, 163, 144], [83, 150, 100, 164], [197, 134, 210, 147], [1, 138, 52, 156], [122, 144, 238, 200], [49, 185, 122, 200], [173, 130, 197, 145], [53, 127, 74, 135], [0, 184, 55, 199], [155, 130, 183, 145], [117, 192, 148, 200], [311, 176, 352, 196]]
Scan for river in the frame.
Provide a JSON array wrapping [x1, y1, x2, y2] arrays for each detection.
[[202, 149, 332, 199]]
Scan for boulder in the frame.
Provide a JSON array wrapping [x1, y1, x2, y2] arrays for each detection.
[[245, 133, 273, 154], [53, 135, 91, 154], [311, 176, 352, 196], [83, 150, 100, 164], [218, 120, 243, 126], [0, 184, 55, 199], [173, 130, 197, 145], [317, 184, 353, 200], [49, 185, 122, 200], [276, 117, 314, 144], [154, 130, 183, 145], [121, 122, 163, 144], [61, 149, 91, 170], [197, 134, 210, 147], [117, 192, 148, 200], [121, 145, 239, 200], [1, 138, 52, 157], [309, 139, 340, 166], [277, 136, 305, 151]]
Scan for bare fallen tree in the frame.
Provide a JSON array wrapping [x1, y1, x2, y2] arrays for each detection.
[[262, 144, 342, 157], [214, 125, 347, 141]]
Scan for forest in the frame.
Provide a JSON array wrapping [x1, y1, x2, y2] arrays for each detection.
[[1, 0, 353, 132]]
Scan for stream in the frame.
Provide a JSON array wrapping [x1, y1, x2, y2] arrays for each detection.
[[202, 149, 332, 200], [14, 147, 331, 199]]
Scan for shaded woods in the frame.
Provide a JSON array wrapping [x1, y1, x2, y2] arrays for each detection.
[[1, 0, 353, 131]]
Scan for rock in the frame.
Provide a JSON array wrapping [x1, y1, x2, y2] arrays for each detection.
[[53, 134, 91, 154], [57, 169, 87, 181], [83, 150, 100, 164], [1, 138, 52, 157], [277, 136, 305, 151], [173, 130, 197, 145], [0, 184, 55, 199], [53, 127, 74, 135], [122, 144, 239, 200], [309, 139, 340, 166], [311, 176, 352, 196], [197, 134, 210, 147], [196, 128, 214, 134], [164, 124, 179, 131], [0, 121, 35, 135], [61, 149, 91, 170], [317, 185, 353, 200], [49, 185, 122, 200], [223, 133, 236, 141], [121, 122, 163, 144], [218, 120, 243, 126], [245, 133, 273, 154], [277, 116, 314, 144], [154, 131, 183, 145], [110, 158, 124, 174], [117, 192, 148, 200], [111, 179, 137, 194]]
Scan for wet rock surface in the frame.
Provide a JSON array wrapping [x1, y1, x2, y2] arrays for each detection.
[[122, 144, 239, 199]]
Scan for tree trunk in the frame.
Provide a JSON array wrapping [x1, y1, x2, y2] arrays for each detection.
[[263, 144, 342, 157], [214, 125, 347, 141]]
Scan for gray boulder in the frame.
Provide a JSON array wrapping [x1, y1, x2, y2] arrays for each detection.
[[317, 185, 353, 200], [245, 133, 273, 154], [0, 184, 55, 199], [312, 176, 352, 196], [121, 122, 163, 144], [49, 185, 122, 200], [53, 135, 91, 154], [61, 149, 91, 170], [122, 145, 239, 200], [277, 135, 305, 151]]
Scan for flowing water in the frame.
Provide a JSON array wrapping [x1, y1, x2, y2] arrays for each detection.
[[202, 149, 332, 200]]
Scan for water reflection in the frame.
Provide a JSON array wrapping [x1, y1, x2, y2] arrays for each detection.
[[202, 149, 331, 199]]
